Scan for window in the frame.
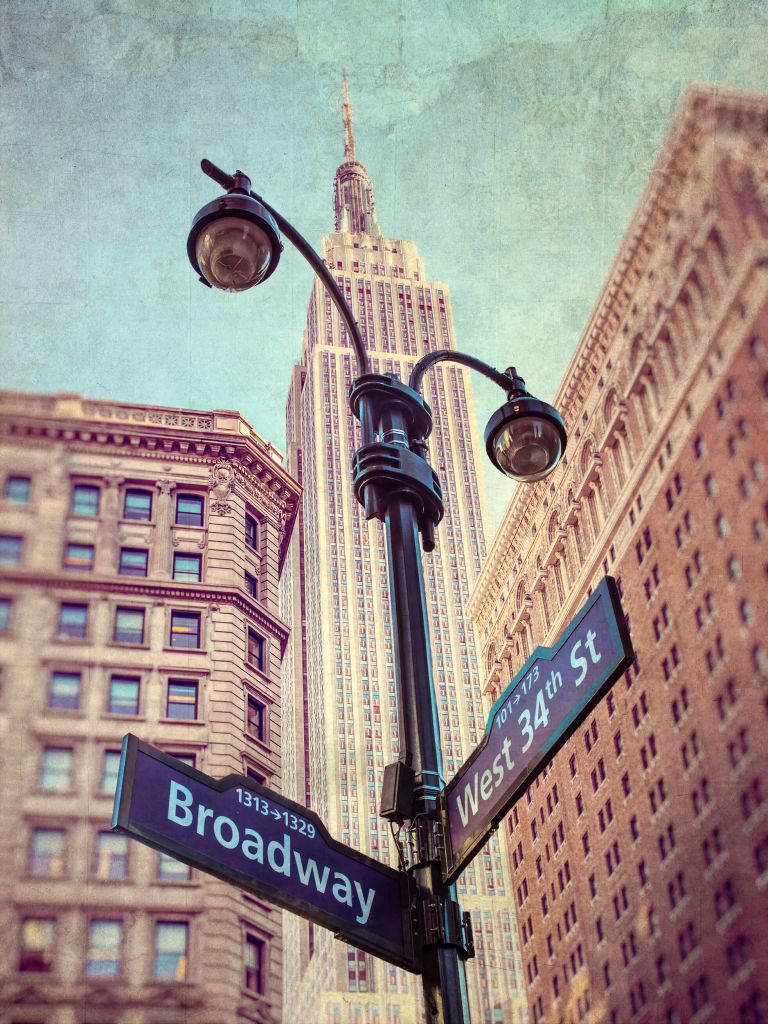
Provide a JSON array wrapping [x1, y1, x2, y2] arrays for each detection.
[[114, 607, 144, 644], [123, 488, 152, 521], [158, 852, 191, 882], [245, 513, 258, 550], [244, 933, 265, 993], [5, 475, 30, 502], [108, 675, 140, 715], [173, 553, 201, 583], [166, 680, 198, 720], [101, 750, 122, 795], [93, 831, 128, 879], [63, 542, 94, 570], [245, 572, 258, 598], [29, 828, 65, 877], [39, 747, 73, 792], [86, 920, 122, 977], [247, 695, 266, 742], [0, 535, 22, 565], [176, 494, 204, 526], [170, 612, 201, 649], [154, 921, 188, 980], [19, 918, 55, 972], [49, 671, 80, 710], [0, 597, 10, 632], [119, 547, 148, 576], [247, 628, 265, 672], [71, 484, 100, 517], [58, 602, 87, 639]]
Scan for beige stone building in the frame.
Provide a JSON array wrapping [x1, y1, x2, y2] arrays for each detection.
[[469, 85, 768, 1024], [0, 392, 300, 1023]]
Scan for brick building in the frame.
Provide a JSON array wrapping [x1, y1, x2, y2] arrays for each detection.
[[468, 84, 768, 1024], [0, 392, 299, 1023]]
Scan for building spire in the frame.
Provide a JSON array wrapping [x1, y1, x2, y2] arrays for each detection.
[[342, 72, 356, 162], [333, 75, 380, 236]]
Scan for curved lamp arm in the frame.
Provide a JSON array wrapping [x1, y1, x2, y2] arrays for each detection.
[[201, 159, 370, 377], [408, 349, 522, 396]]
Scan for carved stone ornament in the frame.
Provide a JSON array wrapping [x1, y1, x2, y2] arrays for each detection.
[[208, 458, 235, 515]]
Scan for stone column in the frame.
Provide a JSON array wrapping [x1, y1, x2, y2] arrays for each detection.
[[153, 479, 176, 578]]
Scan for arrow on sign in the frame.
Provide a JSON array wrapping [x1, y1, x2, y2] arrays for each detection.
[[439, 577, 633, 884], [113, 735, 419, 973]]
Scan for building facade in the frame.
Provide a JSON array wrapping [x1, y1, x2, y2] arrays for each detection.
[[0, 392, 300, 1023], [468, 85, 768, 1024], [280, 83, 526, 1024]]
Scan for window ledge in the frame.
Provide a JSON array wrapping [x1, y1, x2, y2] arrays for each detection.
[[163, 646, 205, 655], [109, 642, 150, 651], [159, 717, 206, 727], [103, 712, 146, 722]]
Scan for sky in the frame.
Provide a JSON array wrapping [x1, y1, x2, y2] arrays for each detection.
[[1, 0, 767, 533]]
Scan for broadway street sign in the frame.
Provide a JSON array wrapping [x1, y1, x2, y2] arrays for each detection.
[[112, 735, 419, 972], [440, 576, 633, 884]]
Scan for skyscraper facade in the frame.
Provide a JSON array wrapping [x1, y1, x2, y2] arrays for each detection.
[[0, 391, 300, 1023], [281, 85, 526, 1024], [469, 85, 768, 1024]]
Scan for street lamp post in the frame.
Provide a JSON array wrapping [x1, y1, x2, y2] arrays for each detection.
[[188, 161, 567, 1024]]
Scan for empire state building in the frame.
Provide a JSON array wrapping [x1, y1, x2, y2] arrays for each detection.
[[281, 81, 527, 1024]]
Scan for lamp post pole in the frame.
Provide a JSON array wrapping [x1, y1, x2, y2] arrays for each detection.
[[187, 160, 567, 1024]]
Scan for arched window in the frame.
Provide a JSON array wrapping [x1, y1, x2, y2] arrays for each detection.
[[580, 441, 594, 483], [547, 511, 560, 548], [553, 561, 565, 605], [486, 644, 497, 674], [516, 582, 527, 614], [540, 587, 551, 633], [629, 335, 644, 373]]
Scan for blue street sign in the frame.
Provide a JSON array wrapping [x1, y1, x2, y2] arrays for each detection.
[[440, 577, 633, 884], [112, 736, 419, 972]]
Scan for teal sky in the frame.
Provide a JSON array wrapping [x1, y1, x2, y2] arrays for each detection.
[[1, 1, 767, 531]]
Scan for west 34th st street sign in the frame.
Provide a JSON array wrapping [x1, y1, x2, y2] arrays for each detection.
[[112, 736, 419, 972], [440, 576, 634, 884]]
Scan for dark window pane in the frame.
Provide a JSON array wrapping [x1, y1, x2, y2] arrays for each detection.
[[123, 489, 152, 520], [58, 603, 87, 639], [247, 696, 266, 741], [158, 852, 191, 882], [40, 748, 73, 792], [71, 485, 99, 517], [64, 543, 94, 570], [0, 598, 11, 632], [173, 554, 201, 583], [50, 671, 80, 710], [245, 514, 258, 550], [176, 495, 204, 526], [0, 535, 22, 565], [5, 475, 30, 502], [247, 629, 265, 672], [29, 828, 65, 877], [93, 831, 128, 879], [119, 548, 148, 576], [245, 572, 257, 598], [86, 919, 122, 977], [244, 934, 264, 993], [101, 751, 122, 795], [154, 922, 188, 980], [114, 607, 144, 644], [167, 680, 198, 720], [19, 918, 55, 972], [170, 612, 200, 649], [108, 676, 140, 715]]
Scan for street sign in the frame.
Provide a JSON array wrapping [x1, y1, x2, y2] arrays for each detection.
[[112, 735, 419, 972], [440, 576, 633, 884]]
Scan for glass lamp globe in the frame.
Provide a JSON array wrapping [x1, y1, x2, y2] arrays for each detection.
[[188, 194, 281, 292], [485, 397, 567, 482]]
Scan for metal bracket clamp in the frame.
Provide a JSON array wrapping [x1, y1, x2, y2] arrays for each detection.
[[402, 816, 444, 870], [351, 440, 444, 551], [420, 897, 475, 961]]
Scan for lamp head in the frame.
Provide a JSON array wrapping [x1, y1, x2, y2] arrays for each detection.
[[187, 192, 282, 292], [484, 391, 567, 482]]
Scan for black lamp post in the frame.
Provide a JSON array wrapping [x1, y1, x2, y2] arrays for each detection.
[[188, 160, 567, 1024]]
